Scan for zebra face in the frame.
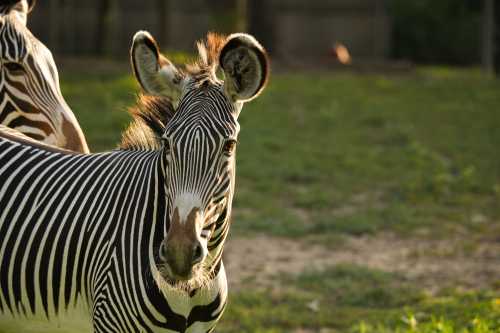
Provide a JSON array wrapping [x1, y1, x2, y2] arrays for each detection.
[[158, 81, 239, 282], [131, 31, 269, 285], [0, 0, 89, 152]]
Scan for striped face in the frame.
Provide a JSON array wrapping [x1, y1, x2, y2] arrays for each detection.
[[0, 1, 88, 152], [131, 31, 269, 287], [159, 79, 239, 282]]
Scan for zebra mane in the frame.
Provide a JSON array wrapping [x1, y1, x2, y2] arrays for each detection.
[[186, 32, 227, 77], [120, 95, 174, 151]]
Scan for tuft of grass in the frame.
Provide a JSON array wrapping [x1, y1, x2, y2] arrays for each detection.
[[291, 264, 423, 308]]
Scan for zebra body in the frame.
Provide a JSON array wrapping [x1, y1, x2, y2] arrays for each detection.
[[0, 31, 269, 332], [0, 0, 89, 152], [0, 137, 226, 332]]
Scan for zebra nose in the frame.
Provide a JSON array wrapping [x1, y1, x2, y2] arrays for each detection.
[[192, 241, 204, 265]]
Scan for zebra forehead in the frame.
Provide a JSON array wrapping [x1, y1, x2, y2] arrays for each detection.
[[167, 113, 238, 140], [166, 83, 238, 137]]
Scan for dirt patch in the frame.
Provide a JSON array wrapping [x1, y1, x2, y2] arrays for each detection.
[[224, 231, 500, 293]]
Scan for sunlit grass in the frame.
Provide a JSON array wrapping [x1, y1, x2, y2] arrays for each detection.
[[220, 265, 499, 332]]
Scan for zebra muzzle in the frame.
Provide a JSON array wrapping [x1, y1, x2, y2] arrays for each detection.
[[160, 207, 207, 280]]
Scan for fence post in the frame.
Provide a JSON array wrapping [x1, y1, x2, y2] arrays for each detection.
[[48, 0, 59, 52], [247, 0, 274, 53], [482, 0, 495, 75], [236, 0, 247, 32], [157, 0, 169, 46], [95, 0, 120, 56]]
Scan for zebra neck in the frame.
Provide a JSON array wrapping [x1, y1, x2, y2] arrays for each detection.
[[0, 79, 56, 142]]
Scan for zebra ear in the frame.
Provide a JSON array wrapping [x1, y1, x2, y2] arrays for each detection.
[[219, 33, 269, 102], [131, 31, 184, 101]]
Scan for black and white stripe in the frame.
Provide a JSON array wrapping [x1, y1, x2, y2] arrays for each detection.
[[0, 0, 88, 152]]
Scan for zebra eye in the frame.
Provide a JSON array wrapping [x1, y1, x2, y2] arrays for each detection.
[[3, 62, 24, 73], [223, 139, 237, 155]]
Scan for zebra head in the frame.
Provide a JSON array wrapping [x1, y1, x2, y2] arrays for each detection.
[[0, 0, 89, 152], [131, 31, 269, 286]]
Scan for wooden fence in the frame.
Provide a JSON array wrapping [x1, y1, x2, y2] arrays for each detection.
[[28, 0, 390, 64]]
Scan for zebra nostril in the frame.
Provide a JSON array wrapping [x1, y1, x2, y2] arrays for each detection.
[[192, 242, 203, 265], [159, 243, 167, 261]]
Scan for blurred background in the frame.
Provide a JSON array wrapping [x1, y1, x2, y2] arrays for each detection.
[[26, 0, 500, 332], [29, 0, 499, 71]]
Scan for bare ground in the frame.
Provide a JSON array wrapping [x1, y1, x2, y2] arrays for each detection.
[[224, 230, 500, 293]]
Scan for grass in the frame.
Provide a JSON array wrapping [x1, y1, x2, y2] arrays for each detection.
[[220, 265, 500, 333], [238, 68, 500, 239], [238, 69, 499, 237], [59, 62, 137, 151], [3, 63, 498, 332]]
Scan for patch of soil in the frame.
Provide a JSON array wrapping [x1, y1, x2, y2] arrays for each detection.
[[224, 231, 500, 293]]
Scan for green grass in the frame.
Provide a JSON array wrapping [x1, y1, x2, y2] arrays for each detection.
[[60, 63, 137, 151], [220, 265, 500, 333], [238, 69, 500, 238]]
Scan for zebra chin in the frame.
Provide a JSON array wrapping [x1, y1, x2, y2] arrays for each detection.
[[155, 260, 214, 293]]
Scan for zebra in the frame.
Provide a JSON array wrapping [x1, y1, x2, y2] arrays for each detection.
[[0, 30, 269, 332], [0, 0, 89, 152]]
